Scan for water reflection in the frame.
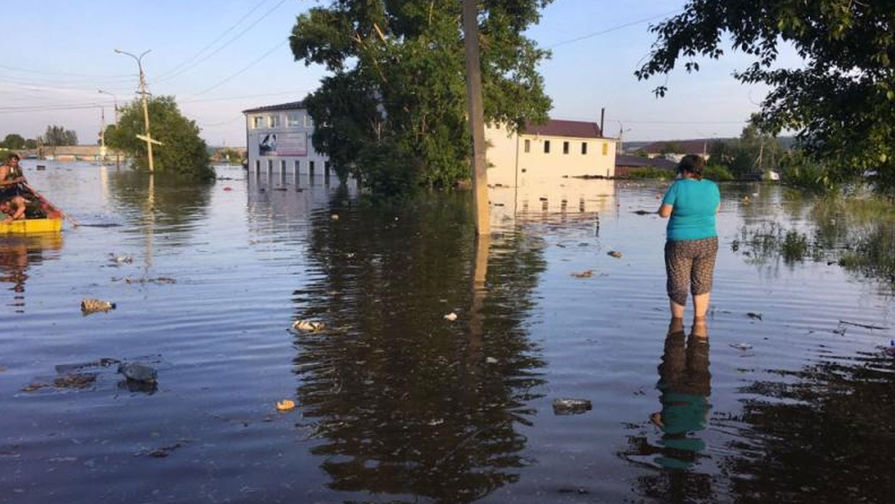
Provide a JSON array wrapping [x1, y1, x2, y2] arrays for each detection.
[[0, 234, 62, 312], [291, 196, 547, 502], [720, 352, 895, 503], [621, 323, 714, 502], [107, 170, 212, 228]]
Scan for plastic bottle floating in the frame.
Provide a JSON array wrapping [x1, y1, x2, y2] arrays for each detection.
[[276, 399, 296, 412], [292, 320, 325, 332], [81, 298, 116, 315]]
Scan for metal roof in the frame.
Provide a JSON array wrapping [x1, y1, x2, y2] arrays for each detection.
[[523, 119, 604, 139], [242, 100, 307, 114]]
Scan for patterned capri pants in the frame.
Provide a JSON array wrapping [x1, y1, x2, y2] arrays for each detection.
[[664, 237, 718, 306]]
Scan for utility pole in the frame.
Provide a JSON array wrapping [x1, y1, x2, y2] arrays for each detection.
[[98, 89, 119, 123], [462, 0, 489, 236], [115, 49, 161, 173], [99, 107, 106, 161]]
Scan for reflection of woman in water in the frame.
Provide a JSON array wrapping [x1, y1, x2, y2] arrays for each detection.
[[648, 320, 711, 470], [0, 239, 29, 296]]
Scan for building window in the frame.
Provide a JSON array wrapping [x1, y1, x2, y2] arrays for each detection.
[[294, 160, 300, 171], [544, 140, 550, 154], [252, 116, 263, 128], [602, 142, 608, 155], [255, 160, 260, 170], [563, 141, 569, 154], [581, 142, 588, 155], [286, 112, 301, 127], [524, 139, 530, 153], [281, 160, 286, 171], [267, 159, 273, 170], [268, 115, 279, 128], [304, 115, 313, 127], [309, 160, 315, 172]]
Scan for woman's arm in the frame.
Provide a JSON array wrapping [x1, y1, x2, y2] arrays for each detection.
[[658, 204, 673, 218]]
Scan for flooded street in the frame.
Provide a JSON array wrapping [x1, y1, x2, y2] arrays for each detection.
[[2, 162, 893, 503]]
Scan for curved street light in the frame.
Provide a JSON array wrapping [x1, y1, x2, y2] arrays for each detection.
[[114, 48, 159, 173]]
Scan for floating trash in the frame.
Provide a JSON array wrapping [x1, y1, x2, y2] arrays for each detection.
[[730, 343, 753, 351], [223, 187, 232, 192], [81, 298, 116, 315], [607, 251, 623, 258], [292, 320, 325, 332], [118, 362, 158, 384], [330, 214, 339, 220], [571, 270, 594, 278], [485, 357, 498, 364], [276, 400, 296, 412], [108, 254, 133, 264], [444, 312, 458, 322], [552, 398, 592, 415], [747, 312, 763, 320]]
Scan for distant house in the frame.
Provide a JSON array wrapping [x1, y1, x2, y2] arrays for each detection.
[[242, 101, 330, 177], [485, 119, 617, 187], [614, 154, 677, 178], [637, 139, 715, 162]]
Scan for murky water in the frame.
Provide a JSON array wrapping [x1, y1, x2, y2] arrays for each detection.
[[2, 162, 893, 503]]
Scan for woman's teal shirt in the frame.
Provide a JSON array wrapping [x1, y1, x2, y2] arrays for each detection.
[[662, 179, 721, 241]]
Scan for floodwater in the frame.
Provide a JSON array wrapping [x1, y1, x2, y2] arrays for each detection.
[[1, 162, 893, 504]]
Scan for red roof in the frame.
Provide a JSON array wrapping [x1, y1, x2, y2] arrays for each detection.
[[523, 119, 603, 139]]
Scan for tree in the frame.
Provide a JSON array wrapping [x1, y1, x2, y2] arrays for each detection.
[[105, 96, 214, 179], [40, 125, 77, 146], [3, 134, 25, 149], [635, 1, 895, 193], [23, 138, 37, 149], [290, 0, 553, 196]]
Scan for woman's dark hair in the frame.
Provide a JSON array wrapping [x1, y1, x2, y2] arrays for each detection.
[[677, 154, 705, 180], [6, 152, 20, 161]]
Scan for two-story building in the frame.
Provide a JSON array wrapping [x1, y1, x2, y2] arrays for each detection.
[[242, 101, 330, 177]]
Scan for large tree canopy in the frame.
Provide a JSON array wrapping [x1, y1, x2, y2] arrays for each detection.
[[291, 0, 553, 195], [636, 0, 895, 193], [105, 96, 214, 180]]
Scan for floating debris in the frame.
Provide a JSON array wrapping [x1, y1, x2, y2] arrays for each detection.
[[330, 214, 339, 220], [146, 442, 185, 458], [571, 270, 594, 278], [730, 343, 754, 351], [607, 251, 623, 258], [444, 312, 458, 322], [485, 357, 498, 364], [838, 319, 889, 330], [292, 320, 325, 332], [108, 254, 133, 264], [883, 341, 895, 357], [53, 373, 97, 389], [222, 187, 232, 192], [81, 298, 116, 315], [118, 362, 158, 384], [632, 210, 653, 215], [552, 398, 592, 415], [276, 400, 296, 412], [747, 312, 763, 320], [21, 382, 50, 392], [123, 277, 176, 285]]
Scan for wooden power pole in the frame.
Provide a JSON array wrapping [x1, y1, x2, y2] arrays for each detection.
[[462, 0, 490, 236], [115, 49, 161, 173]]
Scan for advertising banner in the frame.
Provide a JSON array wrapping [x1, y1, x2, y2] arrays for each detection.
[[255, 131, 308, 157]]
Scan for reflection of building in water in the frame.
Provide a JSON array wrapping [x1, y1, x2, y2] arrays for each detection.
[[0, 234, 63, 313], [245, 171, 357, 233], [243, 101, 332, 179], [485, 120, 617, 222]]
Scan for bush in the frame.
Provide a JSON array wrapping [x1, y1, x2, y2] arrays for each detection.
[[703, 164, 734, 181], [627, 167, 674, 180]]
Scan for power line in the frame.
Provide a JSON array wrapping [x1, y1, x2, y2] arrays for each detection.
[[152, 0, 290, 84], [192, 39, 289, 95], [153, 0, 273, 81], [545, 10, 679, 49]]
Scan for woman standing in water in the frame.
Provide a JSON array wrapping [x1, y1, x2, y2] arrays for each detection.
[[658, 155, 720, 334]]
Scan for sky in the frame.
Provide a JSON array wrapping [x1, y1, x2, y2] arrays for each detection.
[[0, 0, 804, 147]]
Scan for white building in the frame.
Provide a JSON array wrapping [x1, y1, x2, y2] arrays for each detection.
[[243, 101, 330, 177], [485, 119, 617, 185], [484, 120, 618, 218]]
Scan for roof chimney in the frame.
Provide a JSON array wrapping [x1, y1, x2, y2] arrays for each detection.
[[600, 108, 605, 137]]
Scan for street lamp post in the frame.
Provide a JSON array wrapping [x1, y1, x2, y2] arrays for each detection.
[[98, 89, 119, 124], [114, 48, 159, 173]]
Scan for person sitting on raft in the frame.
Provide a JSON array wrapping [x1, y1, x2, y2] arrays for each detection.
[[0, 195, 29, 223], [0, 153, 27, 201]]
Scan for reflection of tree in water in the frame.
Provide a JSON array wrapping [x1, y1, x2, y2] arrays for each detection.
[[0, 234, 62, 312], [719, 354, 895, 503], [108, 170, 212, 228], [292, 195, 547, 502]]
